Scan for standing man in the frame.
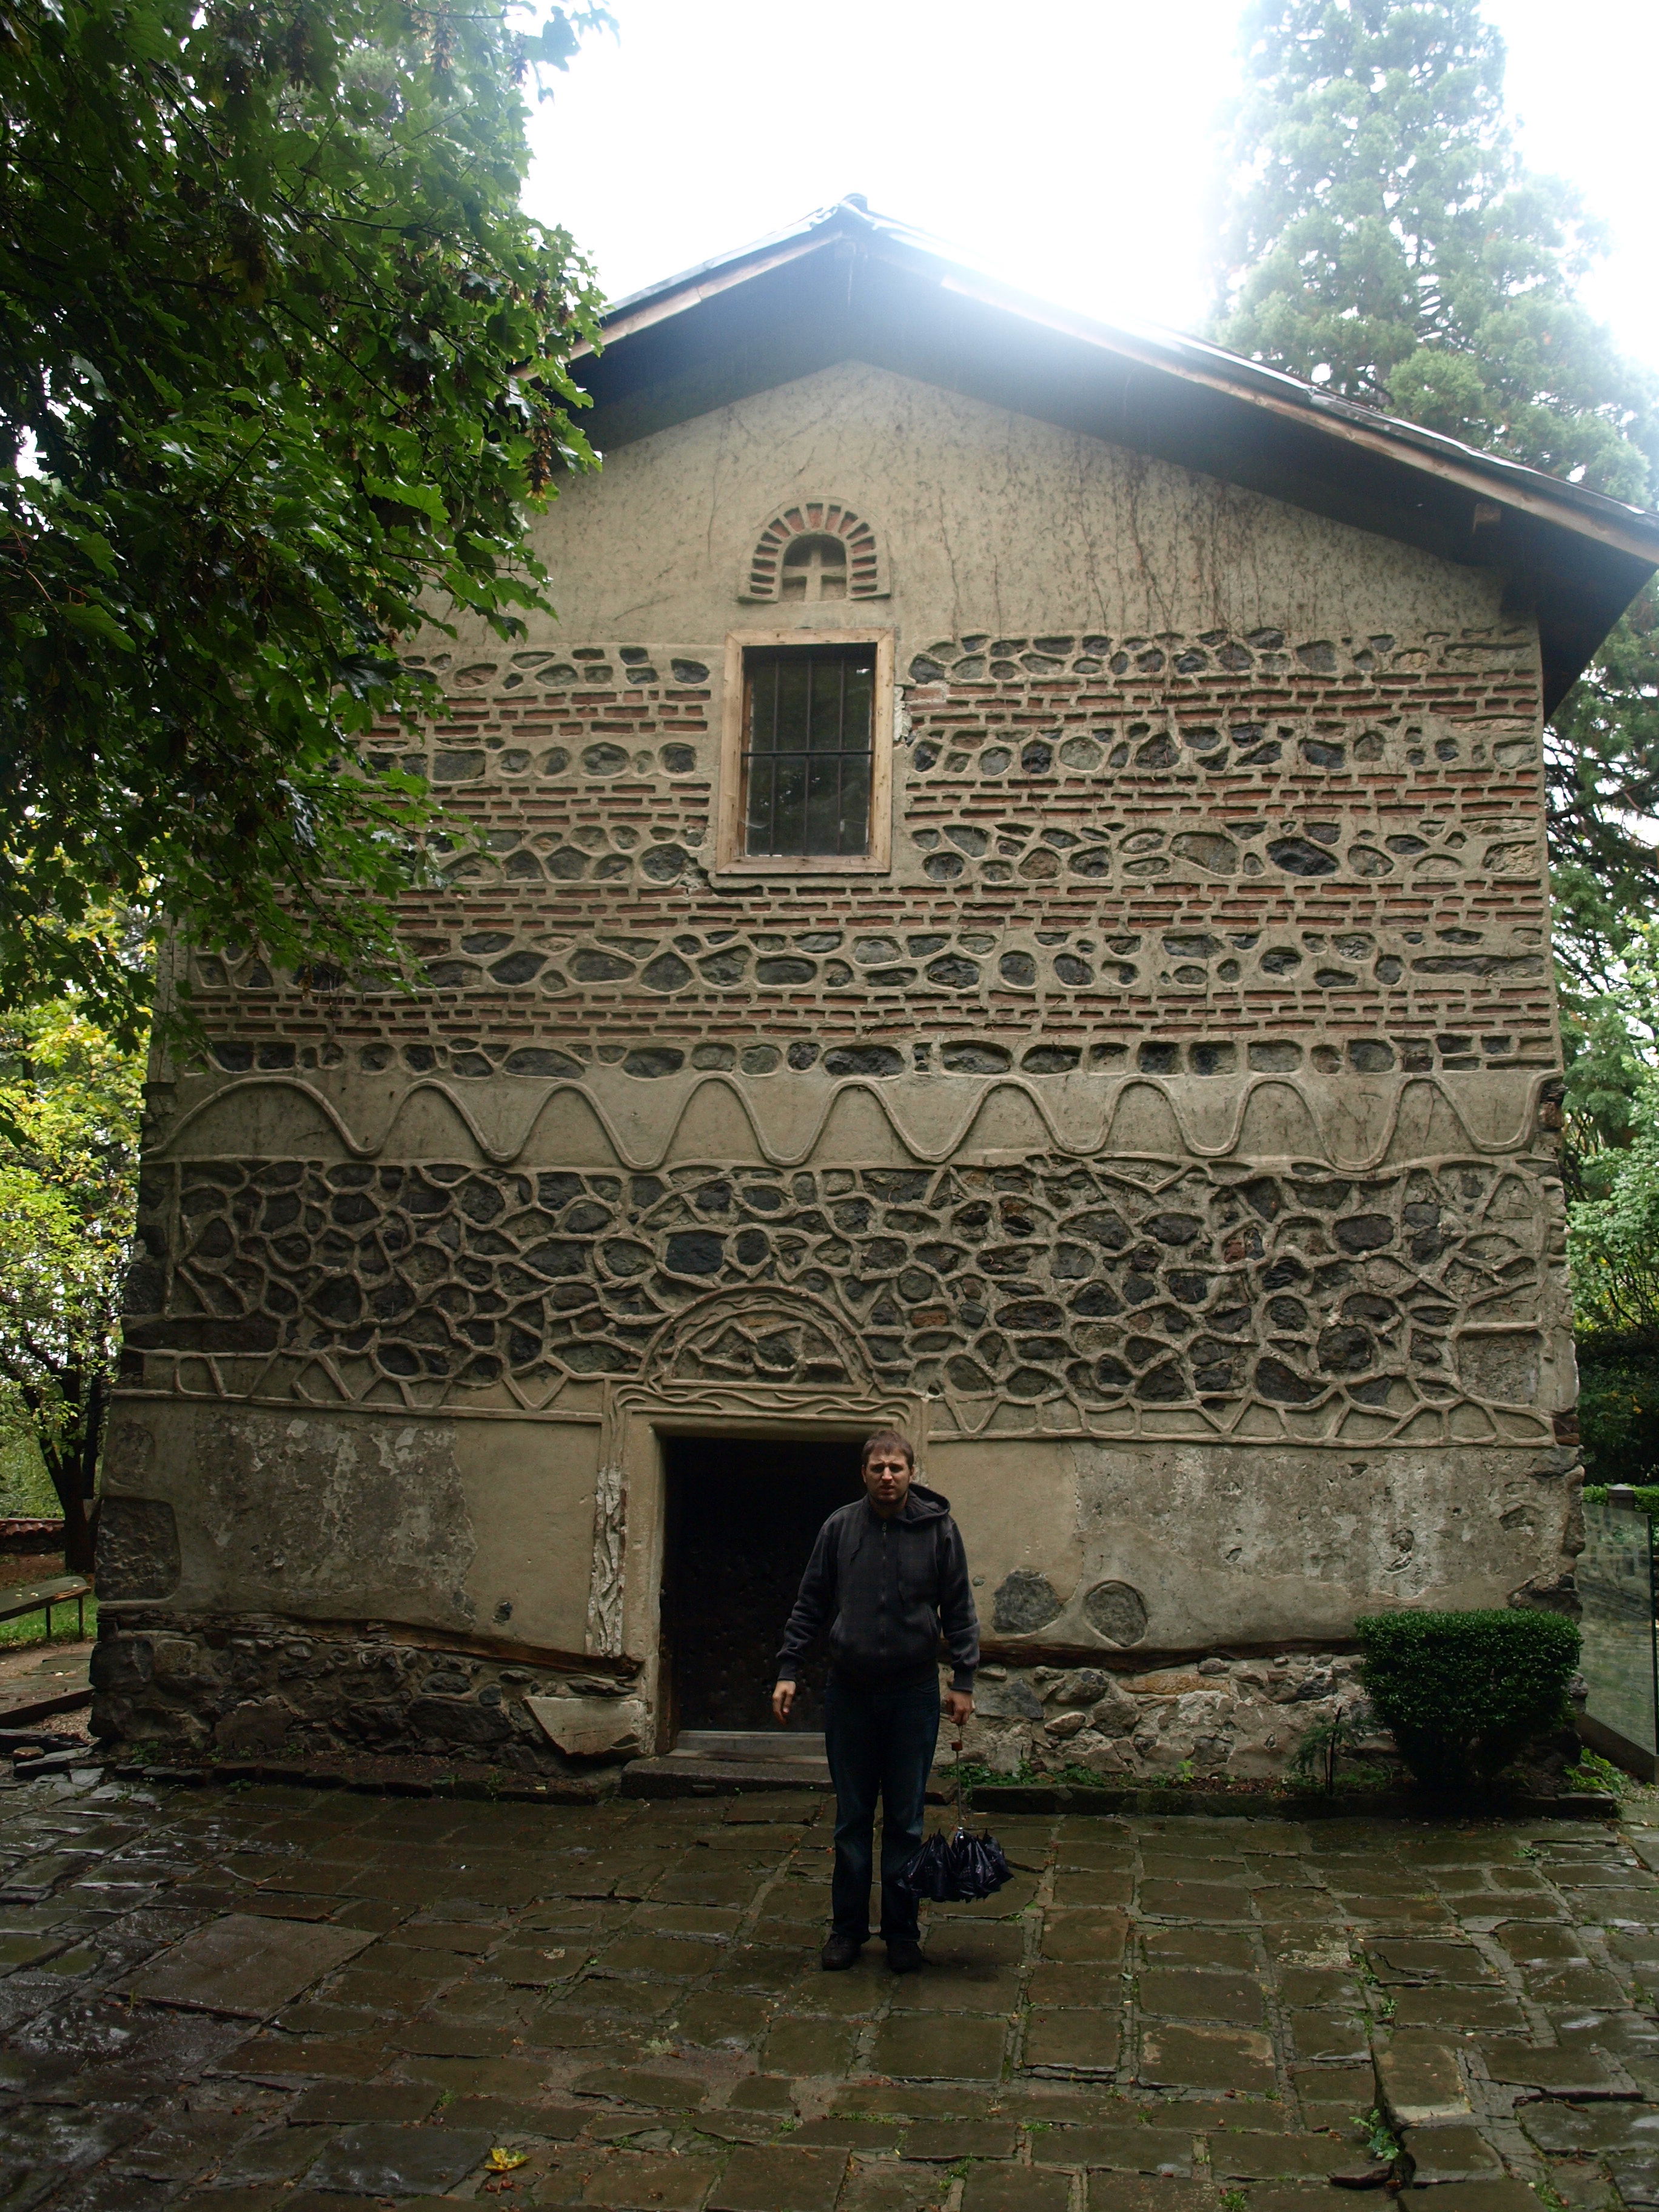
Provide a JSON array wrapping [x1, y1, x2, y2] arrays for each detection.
[[773, 1432, 977, 1973]]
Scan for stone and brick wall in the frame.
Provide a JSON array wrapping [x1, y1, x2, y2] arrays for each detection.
[[95, 586, 1579, 1774], [121, 617, 1569, 1434], [169, 620, 1552, 1078]]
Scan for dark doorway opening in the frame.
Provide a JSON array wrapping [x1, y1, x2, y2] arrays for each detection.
[[661, 1433, 863, 1735]]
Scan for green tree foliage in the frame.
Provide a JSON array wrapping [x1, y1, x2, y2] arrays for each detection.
[[1549, 594, 1659, 999], [1550, 597, 1659, 1179], [1551, 923, 1659, 1204], [1210, 0, 1655, 497], [0, 0, 606, 1043], [1209, 0, 1659, 1145], [0, 1004, 144, 1570], [1556, 932, 1659, 1385], [1569, 1003, 1659, 1342], [1575, 1361, 1659, 1490]]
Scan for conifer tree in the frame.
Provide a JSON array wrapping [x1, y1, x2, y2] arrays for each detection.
[[1209, 0, 1659, 1164]]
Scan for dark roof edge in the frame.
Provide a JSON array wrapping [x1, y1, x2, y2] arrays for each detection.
[[592, 199, 1659, 569]]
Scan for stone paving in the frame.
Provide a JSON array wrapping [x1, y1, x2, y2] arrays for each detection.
[[6, 1774, 1659, 2212], [0, 1640, 93, 1730]]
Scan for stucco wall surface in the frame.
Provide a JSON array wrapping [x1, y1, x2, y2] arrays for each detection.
[[937, 1433, 1580, 1652], [98, 1399, 596, 1645], [520, 363, 1507, 649]]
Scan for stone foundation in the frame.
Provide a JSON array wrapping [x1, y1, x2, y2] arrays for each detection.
[[93, 1613, 1402, 1785], [90, 1613, 638, 1775], [94, 1619, 1593, 1791], [964, 1650, 1398, 1783]]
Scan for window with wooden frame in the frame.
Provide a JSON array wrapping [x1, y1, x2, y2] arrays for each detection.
[[717, 631, 894, 875]]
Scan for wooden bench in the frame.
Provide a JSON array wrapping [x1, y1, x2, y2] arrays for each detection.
[[0, 1576, 91, 1640]]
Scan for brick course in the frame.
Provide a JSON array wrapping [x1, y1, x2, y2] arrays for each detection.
[[180, 624, 1553, 1081]]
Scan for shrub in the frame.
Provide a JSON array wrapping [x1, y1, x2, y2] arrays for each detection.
[[1355, 1609, 1581, 1791], [1582, 1483, 1659, 1513]]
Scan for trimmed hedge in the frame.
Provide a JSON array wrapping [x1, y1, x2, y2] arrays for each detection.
[[1355, 1609, 1581, 1791], [1583, 1483, 1659, 1514]]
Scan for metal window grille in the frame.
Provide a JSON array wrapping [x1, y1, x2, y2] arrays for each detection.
[[742, 646, 874, 857]]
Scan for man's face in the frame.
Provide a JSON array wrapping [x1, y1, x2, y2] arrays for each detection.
[[863, 1447, 913, 1517]]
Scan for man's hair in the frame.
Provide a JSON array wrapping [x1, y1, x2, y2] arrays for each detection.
[[862, 1429, 914, 1470]]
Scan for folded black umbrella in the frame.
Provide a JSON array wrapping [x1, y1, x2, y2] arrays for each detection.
[[896, 1823, 1013, 1902]]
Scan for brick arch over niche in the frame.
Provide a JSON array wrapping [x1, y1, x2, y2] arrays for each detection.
[[740, 498, 889, 602]]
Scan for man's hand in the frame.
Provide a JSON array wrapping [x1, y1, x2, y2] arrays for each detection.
[[772, 1680, 796, 1724], [944, 1689, 974, 1727]]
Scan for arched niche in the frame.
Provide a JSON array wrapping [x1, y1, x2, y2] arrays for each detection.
[[739, 498, 888, 602]]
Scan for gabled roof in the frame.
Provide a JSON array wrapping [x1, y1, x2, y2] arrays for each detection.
[[574, 198, 1659, 718]]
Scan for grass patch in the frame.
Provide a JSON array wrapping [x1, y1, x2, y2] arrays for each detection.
[[0, 1594, 96, 1650]]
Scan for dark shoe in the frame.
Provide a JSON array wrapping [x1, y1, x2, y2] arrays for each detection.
[[820, 1935, 862, 1971], [886, 1937, 923, 1974]]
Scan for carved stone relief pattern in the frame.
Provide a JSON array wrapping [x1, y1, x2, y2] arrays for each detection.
[[585, 1457, 626, 1658], [123, 1150, 1563, 1446]]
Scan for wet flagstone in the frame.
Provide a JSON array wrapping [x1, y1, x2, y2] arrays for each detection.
[[11, 1782, 1659, 2209], [125, 1911, 379, 2017]]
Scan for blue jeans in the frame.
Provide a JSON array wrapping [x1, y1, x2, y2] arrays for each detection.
[[822, 1673, 940, 1943]]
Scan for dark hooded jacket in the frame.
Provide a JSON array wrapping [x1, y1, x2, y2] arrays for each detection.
[[776, 1483, 978, 1693]]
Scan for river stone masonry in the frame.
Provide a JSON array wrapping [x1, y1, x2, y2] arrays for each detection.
[[90, 1612, 636, 1772], [966, 1652, 1386, 1782]]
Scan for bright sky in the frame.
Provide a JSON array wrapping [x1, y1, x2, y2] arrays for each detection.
[[523, 0, 1659, 397]]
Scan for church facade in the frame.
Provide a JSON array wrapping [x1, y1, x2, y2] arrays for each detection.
[[91, 202, 1659, 1778]]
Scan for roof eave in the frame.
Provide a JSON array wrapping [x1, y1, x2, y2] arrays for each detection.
[[590, 203, 1659, 574]]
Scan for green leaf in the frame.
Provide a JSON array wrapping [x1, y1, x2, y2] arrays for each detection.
[[56, 601, 137, 652], [362, 475, 449, 525]]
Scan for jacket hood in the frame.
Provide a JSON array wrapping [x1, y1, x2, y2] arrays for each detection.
[[890, 1482, 951, 1523], [780, 1474, 978, 1690]]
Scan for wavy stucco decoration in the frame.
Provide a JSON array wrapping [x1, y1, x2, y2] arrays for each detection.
[[153, 1066, 1555, 1178]]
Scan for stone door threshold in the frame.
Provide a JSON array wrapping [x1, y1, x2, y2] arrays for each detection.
[[620, 1755, 834, 1797], [672, 1729, 828, 1762], [624, 1730, 834, 1797]]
